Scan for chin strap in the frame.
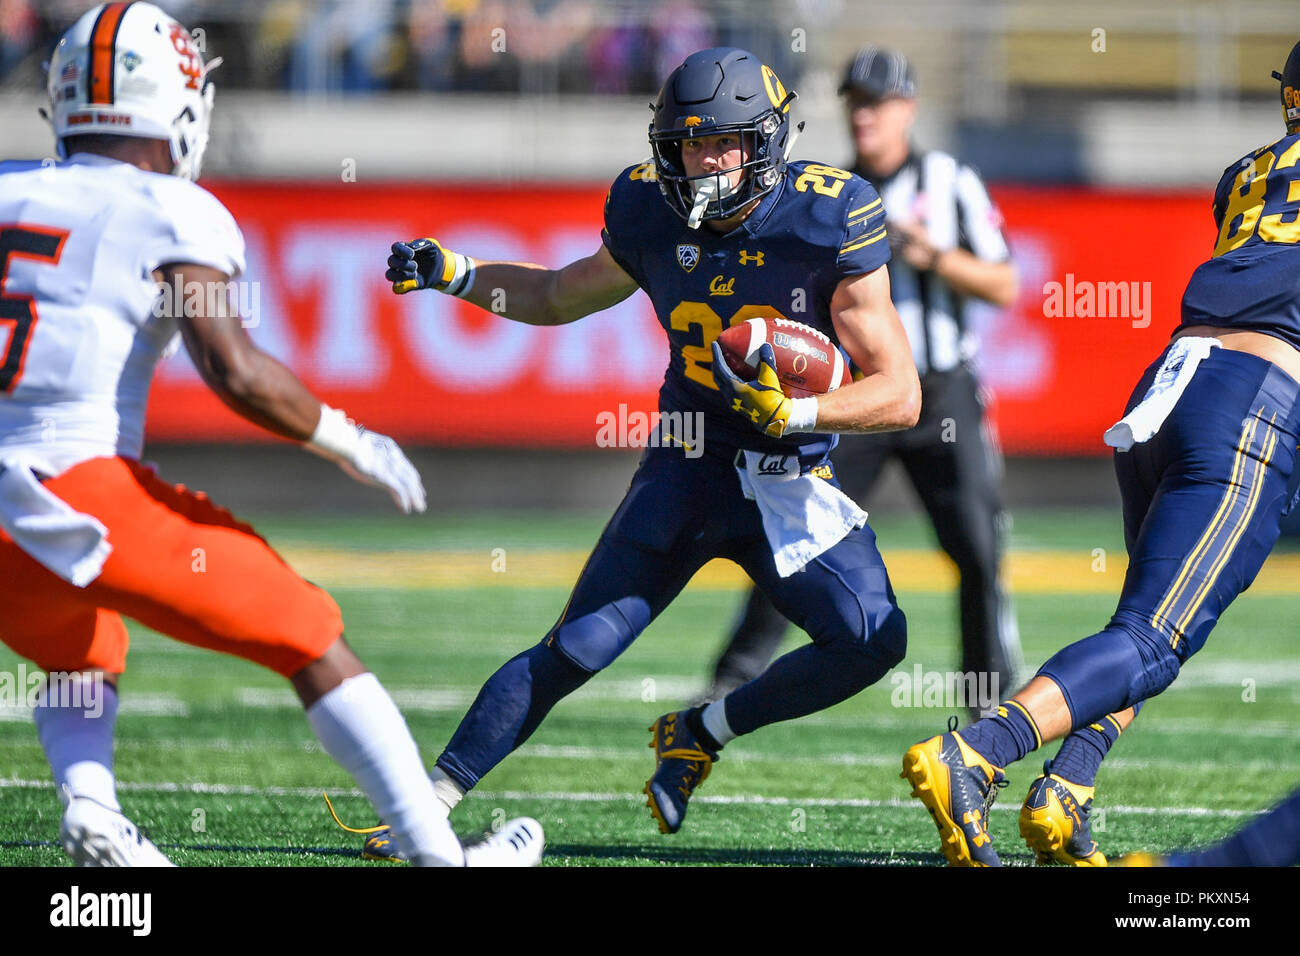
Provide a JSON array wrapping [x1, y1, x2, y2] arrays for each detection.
[[784, 120, 806, 162]]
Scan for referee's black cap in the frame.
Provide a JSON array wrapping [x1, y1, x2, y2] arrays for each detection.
[[839, 46, 917, 100]]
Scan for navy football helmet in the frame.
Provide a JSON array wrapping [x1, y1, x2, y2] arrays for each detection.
[[1272, 40, 1300, 133], [650, 48, 797, 226]]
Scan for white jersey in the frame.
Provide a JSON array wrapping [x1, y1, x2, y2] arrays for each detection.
[[0, 153, 244, 476]]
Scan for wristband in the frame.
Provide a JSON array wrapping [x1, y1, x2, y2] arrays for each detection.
[[785, 396, 820, 433], [305, 404, 361, 464], [441, 251, 476, 298]]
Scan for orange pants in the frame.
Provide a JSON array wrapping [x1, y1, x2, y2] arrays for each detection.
[[0, 457, 342, 677]]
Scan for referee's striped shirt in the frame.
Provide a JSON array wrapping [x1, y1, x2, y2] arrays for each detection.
[[856, 149, 1011, 376]]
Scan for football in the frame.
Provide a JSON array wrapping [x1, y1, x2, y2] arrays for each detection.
[[716, 317, 852, 398]]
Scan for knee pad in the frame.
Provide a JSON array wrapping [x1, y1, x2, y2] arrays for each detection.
[[1037, 617, 1180, 726], [866, 605, 908, 673], [548, 596, 647, 673], [807, 596, 907, 687]]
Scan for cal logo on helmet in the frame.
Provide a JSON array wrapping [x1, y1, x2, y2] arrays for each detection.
[[649, 48, 798, 225], [761, 65, 790, 112]]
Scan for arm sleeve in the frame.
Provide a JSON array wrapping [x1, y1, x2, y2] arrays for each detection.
[[835, 181, 890, 278], [141, 178, 247, 278], [954, 164, 1011, 262]]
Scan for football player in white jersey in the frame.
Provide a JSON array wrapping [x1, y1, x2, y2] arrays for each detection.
[[0, 1, 540, 867]]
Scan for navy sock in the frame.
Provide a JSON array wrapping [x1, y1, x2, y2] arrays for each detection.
[[1048, 700, 1143, 786], [958, 700, 1041, 769], [436, 639, 593, 791]]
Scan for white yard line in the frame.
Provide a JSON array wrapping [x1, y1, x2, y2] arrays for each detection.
[[3, 735, 1292, 770], [0, 776, 1268, 818], [0, 693, 189, 722]]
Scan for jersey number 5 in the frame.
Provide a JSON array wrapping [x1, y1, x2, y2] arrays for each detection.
[[0, 225, 69, 393]]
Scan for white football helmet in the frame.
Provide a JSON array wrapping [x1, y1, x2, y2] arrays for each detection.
[[44, 1, 219, 181]]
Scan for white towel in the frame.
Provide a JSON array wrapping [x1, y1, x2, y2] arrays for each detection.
[[1104, 337, 1220, 451], [736, 451, 869, 577], [0, 459, 111, 588]]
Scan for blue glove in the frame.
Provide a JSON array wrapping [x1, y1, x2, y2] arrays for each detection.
[[386, 238, 473, 296]]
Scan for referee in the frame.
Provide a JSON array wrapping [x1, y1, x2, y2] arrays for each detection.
[[705, 46, 1024, 714]]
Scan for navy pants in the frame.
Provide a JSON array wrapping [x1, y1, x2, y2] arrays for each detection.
[[437, 444, 908, 791], [1040, 346, 1300, 726], [714, 364, 1020, 696]]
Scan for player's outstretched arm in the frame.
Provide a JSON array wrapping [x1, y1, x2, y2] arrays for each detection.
[[388, 239, 638, 326], [819, 266, 922, 433], [162, 262, 426, 513]]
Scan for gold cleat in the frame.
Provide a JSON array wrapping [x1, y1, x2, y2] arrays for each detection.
[[1019, 770, 1107, 866], [902, 731, 1006, 867]]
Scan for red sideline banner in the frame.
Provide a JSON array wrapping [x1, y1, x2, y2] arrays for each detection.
[[149, 182, 1214, 455]]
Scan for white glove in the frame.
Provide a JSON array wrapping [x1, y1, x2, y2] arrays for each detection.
[[306, 405, 427, 514]]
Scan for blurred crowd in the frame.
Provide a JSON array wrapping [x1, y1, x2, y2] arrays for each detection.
[[0, 0, 802, 95]]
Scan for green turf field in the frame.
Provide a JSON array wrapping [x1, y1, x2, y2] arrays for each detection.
[[2, 508, 1296, 867]]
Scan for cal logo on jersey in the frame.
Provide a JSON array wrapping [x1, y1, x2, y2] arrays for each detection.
[[676, 244, 700, 272]]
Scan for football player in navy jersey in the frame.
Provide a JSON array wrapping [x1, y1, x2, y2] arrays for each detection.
[[902, 40, 1300, 867], [704, 45, 1024, 721], [374, 47, 921, 846]]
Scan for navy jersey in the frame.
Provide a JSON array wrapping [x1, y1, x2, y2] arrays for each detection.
[[1180, 132, 1300, 349], [602, 160, 890, 458]]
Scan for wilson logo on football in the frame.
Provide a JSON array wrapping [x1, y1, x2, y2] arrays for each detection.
[[772, 316, 831, 343], [772, 331, 828, 365]]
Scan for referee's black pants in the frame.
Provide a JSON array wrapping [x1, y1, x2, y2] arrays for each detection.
[[712, 364, 1022, 705]]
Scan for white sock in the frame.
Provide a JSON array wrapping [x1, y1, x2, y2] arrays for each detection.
[[34, 677, 120, 811], [430, 766, 465, 812], [307, 673, 464, 866], [702, 699, 737, 747]]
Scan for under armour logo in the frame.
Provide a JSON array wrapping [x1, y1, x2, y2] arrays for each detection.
[[738, 250, 765, 266], [962, 810, 990, 846]]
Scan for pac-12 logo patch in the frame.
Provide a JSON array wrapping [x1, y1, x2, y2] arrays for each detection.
[[676, 244, 700, 272]]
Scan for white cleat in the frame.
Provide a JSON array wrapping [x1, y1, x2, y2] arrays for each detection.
[[60, 796, 176, 867], [463, 817, 545, 867]]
